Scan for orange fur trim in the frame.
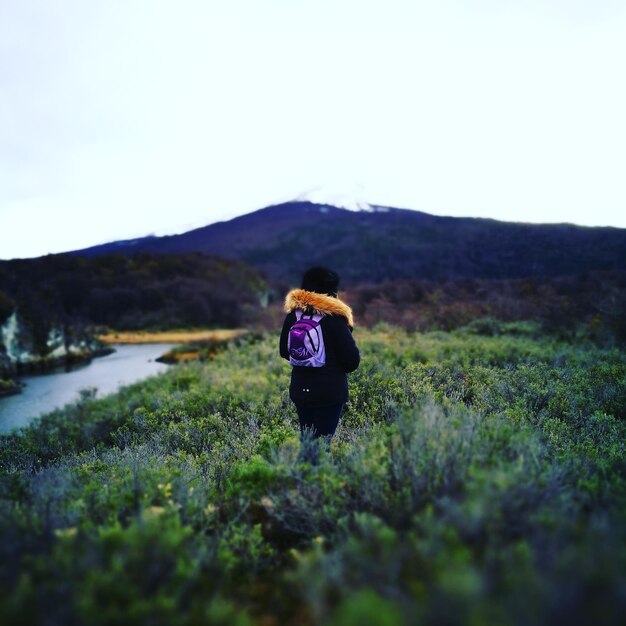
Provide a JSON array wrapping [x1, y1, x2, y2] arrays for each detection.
[[284, 289, 354, 327]]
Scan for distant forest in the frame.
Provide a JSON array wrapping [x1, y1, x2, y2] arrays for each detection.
[[345, 271, 626, 343], [1, 250, 625, 352], [0, 253, 269, 352]]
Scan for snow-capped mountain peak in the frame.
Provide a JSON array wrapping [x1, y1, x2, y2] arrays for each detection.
[[294, 184, 378, 212]]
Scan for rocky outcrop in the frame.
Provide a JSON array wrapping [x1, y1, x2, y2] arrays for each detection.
[[0, 312, 112, 381]]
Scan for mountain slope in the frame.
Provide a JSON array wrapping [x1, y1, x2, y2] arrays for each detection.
[[71, 202, 626, 285]]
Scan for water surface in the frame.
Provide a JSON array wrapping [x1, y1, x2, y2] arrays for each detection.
[[0, 343, 174, 433]]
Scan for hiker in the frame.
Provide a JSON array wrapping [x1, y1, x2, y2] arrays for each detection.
[[279, 267, 360, 446]]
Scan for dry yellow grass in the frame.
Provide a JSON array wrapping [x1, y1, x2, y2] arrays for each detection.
[[168, 351, 201, 362], [97, 329, 248, 344]]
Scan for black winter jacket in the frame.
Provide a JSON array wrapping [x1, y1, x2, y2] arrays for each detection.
[[279, 289, 360, 407]]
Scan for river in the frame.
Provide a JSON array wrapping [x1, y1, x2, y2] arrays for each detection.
[[0, 343, 175, 433]]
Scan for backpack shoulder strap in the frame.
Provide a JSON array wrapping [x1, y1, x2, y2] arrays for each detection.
[[294, 308, 325, 322]]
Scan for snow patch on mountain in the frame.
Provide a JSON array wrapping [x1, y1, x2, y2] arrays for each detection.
[[294, 183, 393, 212]]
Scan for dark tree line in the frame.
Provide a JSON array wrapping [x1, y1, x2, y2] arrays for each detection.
[[345, 270, 626, 344], [0, 253, 269, 344]]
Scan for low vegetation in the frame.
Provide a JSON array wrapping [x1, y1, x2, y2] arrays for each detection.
[[346, 271, 626, 343], [0, 325, 625, 625]]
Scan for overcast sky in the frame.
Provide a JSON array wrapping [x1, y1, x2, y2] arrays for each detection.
[[1, 0, 625, 259]]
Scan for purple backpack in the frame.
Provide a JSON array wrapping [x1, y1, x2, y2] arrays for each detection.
[[288, 309, 326, 367]]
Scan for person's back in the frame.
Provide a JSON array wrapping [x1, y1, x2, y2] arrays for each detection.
[[279, 267, 360, 442]]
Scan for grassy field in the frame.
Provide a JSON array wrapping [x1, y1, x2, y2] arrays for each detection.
[[1, 323, 625, 625]]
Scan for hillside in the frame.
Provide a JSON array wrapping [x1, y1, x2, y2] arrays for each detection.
[[0, 253, 269, 378], [71, 201, 626, 285], [2, 203, 625, 364]]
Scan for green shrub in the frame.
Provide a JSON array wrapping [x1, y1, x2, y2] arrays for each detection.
[[1, 326, 625, 625]]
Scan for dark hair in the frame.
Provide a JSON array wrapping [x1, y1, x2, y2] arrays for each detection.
[[301, 266, 340, 296]]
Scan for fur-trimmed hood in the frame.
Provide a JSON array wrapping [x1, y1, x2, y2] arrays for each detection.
[[284, 289, 354, 328]]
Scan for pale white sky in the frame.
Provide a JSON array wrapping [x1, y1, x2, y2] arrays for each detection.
[[1, 0, 625, 259]]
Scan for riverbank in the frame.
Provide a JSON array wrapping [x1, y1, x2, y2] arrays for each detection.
[[0, 379, 23, 398], [154, 331, 255, 364], [97, 329, 248, 344], [0, 346, 115, 397], [0, 342, 174, 432]]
